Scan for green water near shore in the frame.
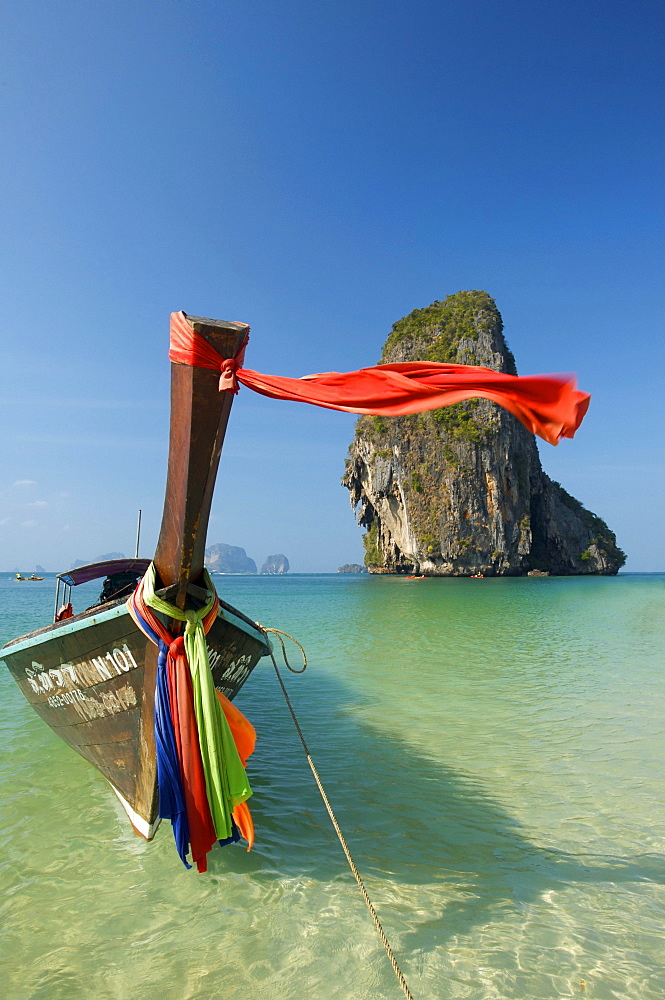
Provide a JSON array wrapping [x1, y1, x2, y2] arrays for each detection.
[[1, 573, 663, 999]]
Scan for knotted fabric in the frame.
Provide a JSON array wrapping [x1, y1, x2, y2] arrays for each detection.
[[169, 309, 249, 394], [128, 563, 253, 871], [167, 311, 590, 446]]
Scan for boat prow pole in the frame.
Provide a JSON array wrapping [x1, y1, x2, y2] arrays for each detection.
[[153, 314, 249, 609]]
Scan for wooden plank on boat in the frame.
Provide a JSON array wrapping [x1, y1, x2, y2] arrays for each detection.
[[154, 315, 250, 609]]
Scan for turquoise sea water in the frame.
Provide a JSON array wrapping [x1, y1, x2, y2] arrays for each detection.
[[1, 572, 663, 1000]]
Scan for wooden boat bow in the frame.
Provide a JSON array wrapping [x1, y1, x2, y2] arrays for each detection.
[[153, 314, 249, 610]]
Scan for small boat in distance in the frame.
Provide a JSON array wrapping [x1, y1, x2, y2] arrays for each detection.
[[15, 573, 45, 581], [1, 315, 271, 840]]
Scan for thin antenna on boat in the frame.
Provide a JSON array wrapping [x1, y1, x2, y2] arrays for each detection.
[[135, 509, 142, 558]]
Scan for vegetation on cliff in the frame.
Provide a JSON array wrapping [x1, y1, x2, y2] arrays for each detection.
[[381, 289, 517, 374]]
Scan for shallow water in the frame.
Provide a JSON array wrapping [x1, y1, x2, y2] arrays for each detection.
[[1, 572, 663, 999]]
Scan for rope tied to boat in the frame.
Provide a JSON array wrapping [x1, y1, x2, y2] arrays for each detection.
[[258, 626, 307, 673], [258, 624, 416, 1000]]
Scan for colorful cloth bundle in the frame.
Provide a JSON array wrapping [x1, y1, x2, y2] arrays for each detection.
[[128, 564, 254, 872]]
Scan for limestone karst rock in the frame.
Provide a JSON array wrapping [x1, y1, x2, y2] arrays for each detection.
[[342, 291, 625, 576], [205, 543, 257, 574], [260, 554, 290, 575]]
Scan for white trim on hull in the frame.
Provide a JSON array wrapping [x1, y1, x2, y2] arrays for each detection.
[[2, 603, 128, 656], [110, 784, 161, 840], [2, 601, 269, 659]]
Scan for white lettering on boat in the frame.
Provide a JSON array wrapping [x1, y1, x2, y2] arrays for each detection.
[[80, 683, 138, 719], [24, 643, 141, 698], [209, 651, 254, 696], [112, 648, 132, 673], [46, 689, 87, 707], [91, 655, 113, 681], [46, 683, 138, 718], [207, 649, 222, 672]]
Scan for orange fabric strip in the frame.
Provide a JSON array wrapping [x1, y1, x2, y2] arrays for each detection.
[[232, 364, 589, 446], [168, 311, 590, 446], [169, 310, 250, 393], [216, 690, 256, 766], [216, 690, 256, 851]]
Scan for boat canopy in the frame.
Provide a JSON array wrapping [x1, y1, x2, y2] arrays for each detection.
[[58, 558, 151, 587]]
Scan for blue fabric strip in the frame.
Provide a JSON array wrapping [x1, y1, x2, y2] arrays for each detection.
[[217, 819, 241, 848], [131, 601, 192, 868]]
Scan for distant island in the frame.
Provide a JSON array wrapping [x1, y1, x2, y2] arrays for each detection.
[[70, 551, 126, 569], [46, 545, 291, 577], [204, 543, 291, 575], [205, 543, 257, 574], [338, 563, 368, 574], [261, 554, 289, 575]]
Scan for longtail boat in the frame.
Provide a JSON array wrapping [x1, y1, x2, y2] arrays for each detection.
[[1, 309, 591, 864], [1, 315, 270, 843]]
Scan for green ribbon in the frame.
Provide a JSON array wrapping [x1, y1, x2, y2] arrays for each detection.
[[142, 563, 252, 840]]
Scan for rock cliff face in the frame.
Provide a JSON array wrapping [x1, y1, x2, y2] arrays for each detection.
[[205, 543, 257, 574], [261, 554, 290, 575], [342, 291, 625, 576]]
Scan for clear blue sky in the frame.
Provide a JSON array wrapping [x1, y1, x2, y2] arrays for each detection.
[[1, 0, 663, 572]]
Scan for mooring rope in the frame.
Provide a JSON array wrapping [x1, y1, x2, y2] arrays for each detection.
[[258, 626, 416, 1000], [260, 627, 308, 673]]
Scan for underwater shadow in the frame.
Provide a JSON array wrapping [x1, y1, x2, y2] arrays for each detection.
[[210, 667, 664, 952]]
